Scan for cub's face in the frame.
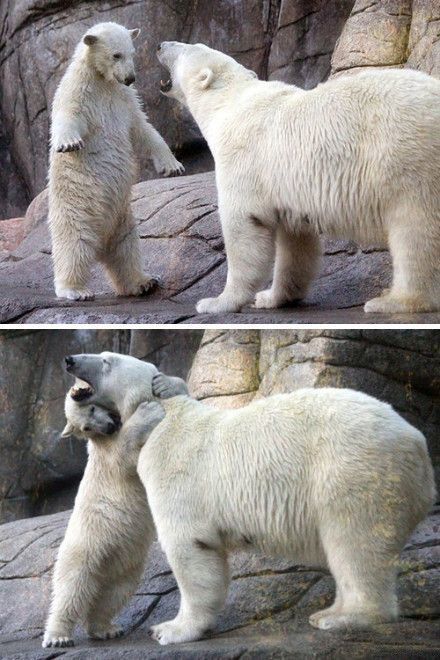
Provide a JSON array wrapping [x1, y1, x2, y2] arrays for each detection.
[[62, 391, 121, 440], [83, 22, 140, 86], [156, 41, 257, 105]]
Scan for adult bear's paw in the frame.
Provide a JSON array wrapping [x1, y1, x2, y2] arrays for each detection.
[[150, 620, 203, 645], [196, 296, 243, 314]]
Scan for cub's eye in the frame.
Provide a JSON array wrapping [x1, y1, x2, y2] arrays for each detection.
[[113, 53, 122, 60], [83, 425, 91, 432], [90, 406, 95, 414]]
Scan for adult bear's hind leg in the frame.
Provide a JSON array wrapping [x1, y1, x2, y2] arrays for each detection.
[[310, 528, 398, 631], [365, 202, 440, 314], [255, 227, 321, 309]]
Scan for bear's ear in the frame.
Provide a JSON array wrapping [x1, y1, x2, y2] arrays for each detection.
[[196, 68, 215, 90], [247, 69, 258, 79], [130, 28, 141, 40], [61, 422, 75, 438], [83, 34, 99, 47]]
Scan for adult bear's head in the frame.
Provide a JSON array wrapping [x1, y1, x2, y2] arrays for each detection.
[[156, 41, 257, 106], [81, 22, 140, 86], [64, 352, 158, 421]]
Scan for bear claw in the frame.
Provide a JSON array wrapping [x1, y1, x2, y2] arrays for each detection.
[[56, 139, 84, 153], [42, 636, 74, 648]]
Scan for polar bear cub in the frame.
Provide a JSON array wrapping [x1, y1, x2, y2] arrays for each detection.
[[137, 376, 436, 645], [157, 42, 440, 314], [49, 23, 184, 301], [42, 388, 163, 648]]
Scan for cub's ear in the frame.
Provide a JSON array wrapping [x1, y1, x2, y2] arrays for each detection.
[[83, 34, 99, 47], [196, 68, 214, 90], [130, 28, 141, 40], [247, 69, 258, 79], [61, 422, 75, 438]]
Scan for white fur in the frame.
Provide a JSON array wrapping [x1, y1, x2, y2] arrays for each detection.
[[138, 386, 436, 645], [49, 23, 184, 301], [43, 353, 167, 648], [158, 42, 440, 314]]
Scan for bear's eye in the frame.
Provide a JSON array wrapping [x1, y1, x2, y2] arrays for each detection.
[[113, 53, 122, 60], [90, 406, 95, 414], [83, 425, 91, 432]]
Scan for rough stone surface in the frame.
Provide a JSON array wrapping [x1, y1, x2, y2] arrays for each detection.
[[2, 171, 440, 324], [187, 330, 440, 488], [331, 0, 440, 77], [0, 329, 202, 524], [0, 506, 438, 658], [0, 0, 353, 217]]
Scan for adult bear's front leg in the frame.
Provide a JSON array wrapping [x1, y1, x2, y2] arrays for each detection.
[[196, 209, 275, 314], [150, 538, 229, 645]]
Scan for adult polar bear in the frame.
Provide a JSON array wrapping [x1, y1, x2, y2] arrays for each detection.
[[49, 23, 183, 301], [157, 42, 440, 314], [143, 378, 436, 645]]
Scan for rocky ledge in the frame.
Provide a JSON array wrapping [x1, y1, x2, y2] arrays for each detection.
[[0, 506, 439, 658], [1, 172, 439, 325]]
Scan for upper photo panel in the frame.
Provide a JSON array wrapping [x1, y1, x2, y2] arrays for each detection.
[[0, 0, 439, 325]]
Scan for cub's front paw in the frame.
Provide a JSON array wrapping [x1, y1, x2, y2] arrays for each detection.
[[55, 286, 95, 301], [154, 155, 185, 177], [42, 635, 74, 648], [89, 625, 124, 640], [55, 137, 84, 153], [150, 620, 203, 646]]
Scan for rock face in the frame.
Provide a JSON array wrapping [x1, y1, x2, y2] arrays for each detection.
[[3, 170, 440, 325], [188, 330, 440, 488], [0, 507, 438, 658], [0, 0, 354, 217], [331, 0, 440, 76], [0, 329, 202, 524]]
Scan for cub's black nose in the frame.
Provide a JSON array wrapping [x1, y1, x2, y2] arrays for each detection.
[[125, 74, 135, 86], [65, 356, 74, 369], [106, 422, 117, 435]]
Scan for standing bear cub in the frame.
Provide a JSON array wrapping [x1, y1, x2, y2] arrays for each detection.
[[137, 375, 436, 645], [49, 23, 184, 301]]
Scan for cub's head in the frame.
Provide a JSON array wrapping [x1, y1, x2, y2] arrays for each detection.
[[81, 22, 140, 86], [62, 387, 121, 441], [156, 41, 257, 105]]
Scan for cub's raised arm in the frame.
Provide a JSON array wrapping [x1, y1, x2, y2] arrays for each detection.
[[152, 372, 189, 399]]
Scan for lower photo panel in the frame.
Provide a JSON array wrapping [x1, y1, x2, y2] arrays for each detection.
[[0, 328, 439, 658]]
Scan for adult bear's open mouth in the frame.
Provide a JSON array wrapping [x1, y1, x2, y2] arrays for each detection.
[[70, 384, 94, 401], [160, 78, 172, 92], [159, 64, 172, 93]]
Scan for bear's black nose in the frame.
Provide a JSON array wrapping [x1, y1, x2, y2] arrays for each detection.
[[65, 356, 74, 369], [125, 74, 135, 86], [106, 422, 117, 435]]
